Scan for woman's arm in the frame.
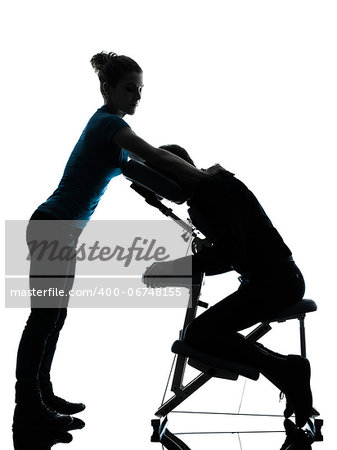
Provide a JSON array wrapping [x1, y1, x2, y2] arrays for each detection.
[[113, 127, 208, 197]]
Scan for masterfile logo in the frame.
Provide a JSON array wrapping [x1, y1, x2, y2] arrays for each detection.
[[5, 219, 192, 308]]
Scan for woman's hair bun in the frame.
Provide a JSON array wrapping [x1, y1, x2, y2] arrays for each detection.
[[90, 52, 117, 73], [90, 51, 142, 91]]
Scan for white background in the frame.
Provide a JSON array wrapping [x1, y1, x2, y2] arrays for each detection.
[[1, 1, 336, 448]]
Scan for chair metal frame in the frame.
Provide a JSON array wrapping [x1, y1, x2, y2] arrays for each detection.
[[150, 275, 322, 449]]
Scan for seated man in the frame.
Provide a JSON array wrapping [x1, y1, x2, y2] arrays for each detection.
[[144, 144, 313, 428]]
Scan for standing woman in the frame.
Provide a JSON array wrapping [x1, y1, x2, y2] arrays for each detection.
[[14, 51, 208, 429]]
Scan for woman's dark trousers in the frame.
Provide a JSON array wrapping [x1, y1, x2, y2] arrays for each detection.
[[15, 210, 79, 405]]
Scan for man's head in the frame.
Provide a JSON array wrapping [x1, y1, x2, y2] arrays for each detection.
[[159, 144, 196, 167]]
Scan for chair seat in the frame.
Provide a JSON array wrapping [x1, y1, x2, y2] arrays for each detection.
[[171, 340, 260, 381], [262, 299, 317, 323]]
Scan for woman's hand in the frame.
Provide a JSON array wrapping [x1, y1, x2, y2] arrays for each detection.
[[204, 164, 234, 177]]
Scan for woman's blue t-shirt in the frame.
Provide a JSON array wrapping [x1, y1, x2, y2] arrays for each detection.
[[38, 106, 129, 227]]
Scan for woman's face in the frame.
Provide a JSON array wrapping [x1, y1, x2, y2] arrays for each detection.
[[105, 71, 143, 117]]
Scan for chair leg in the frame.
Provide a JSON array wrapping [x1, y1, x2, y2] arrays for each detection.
[[299, 316, 306, 358]]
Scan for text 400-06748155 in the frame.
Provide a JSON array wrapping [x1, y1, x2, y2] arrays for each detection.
[[103, 287, 183, 297]]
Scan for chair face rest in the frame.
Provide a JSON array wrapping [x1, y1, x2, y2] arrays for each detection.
[[123, 160, 187, 203], [264, 299, 317, 323]]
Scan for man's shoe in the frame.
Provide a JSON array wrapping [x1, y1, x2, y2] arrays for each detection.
[[281, 419, 313, 450], [261, 353, 313, 428], [13, 403, 74, 430], [283, 355, 313, 428]]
